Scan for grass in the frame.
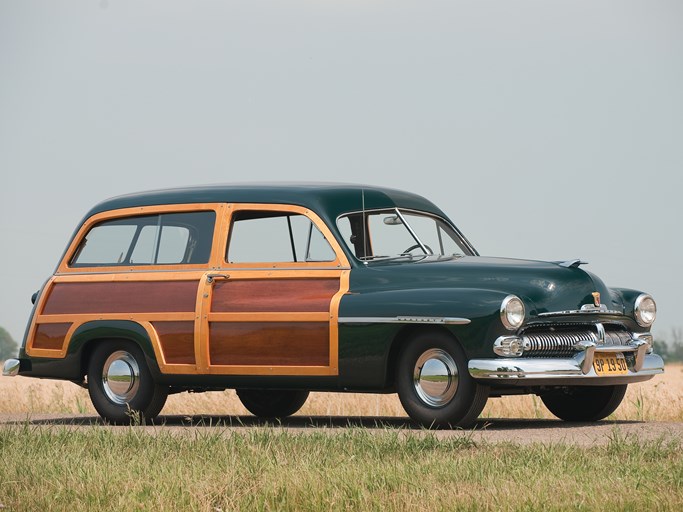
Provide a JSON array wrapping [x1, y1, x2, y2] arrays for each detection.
[[0, 366, 681, 510], [0, 425, 681, 511]]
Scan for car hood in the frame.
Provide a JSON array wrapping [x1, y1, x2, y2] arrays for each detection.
[[354, 256, 621, 315]]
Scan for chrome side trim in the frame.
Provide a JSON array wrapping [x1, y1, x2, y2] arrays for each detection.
[[2, 359, 20, 377], [468, 353, 664, 381], [338, 316, 471, 325], [57, 266, 353, 276]]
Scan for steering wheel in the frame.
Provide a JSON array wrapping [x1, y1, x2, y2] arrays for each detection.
[[402, 244, 433, 255]]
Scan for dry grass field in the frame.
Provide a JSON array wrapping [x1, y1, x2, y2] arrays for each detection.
[[1, 363, 681, 422]]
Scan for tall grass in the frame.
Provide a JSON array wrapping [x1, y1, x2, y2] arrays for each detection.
[[0, 425, 681, 511]]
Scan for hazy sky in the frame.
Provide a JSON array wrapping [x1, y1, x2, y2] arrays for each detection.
[[1, 1, 682, 344]]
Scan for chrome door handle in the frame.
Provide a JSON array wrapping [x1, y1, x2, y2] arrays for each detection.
[[206, 274, 229, 283]]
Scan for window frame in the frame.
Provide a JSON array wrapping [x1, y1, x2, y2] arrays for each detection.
[[336, 207, 478, 262], [58, 203, 226, 273], [223, 204, 348, 269]]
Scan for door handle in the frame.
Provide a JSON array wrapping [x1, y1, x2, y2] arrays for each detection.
[[206, 273, 229, 284]]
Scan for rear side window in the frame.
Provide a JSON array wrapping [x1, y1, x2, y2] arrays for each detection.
[[70, 211, 216, 267]]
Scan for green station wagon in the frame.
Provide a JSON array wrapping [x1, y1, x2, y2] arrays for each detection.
[[3, 184, 663, 426]]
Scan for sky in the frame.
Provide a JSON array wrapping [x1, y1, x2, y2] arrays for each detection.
[[1, 0, 682, 344]]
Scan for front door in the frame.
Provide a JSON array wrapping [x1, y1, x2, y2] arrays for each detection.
[[198, 204, 350, 376]]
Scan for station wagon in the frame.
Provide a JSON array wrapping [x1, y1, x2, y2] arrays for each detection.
[[3, 184, 664, 426]]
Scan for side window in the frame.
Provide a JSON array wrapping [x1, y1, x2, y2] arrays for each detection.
[[227, 211, 336, 264], [70, 211, 216, 267]]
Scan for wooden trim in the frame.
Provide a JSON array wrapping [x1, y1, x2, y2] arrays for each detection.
[[207, 312, 329, 322], [52, 271, 208, 283], [138, 321, 198, 374], [222, 203, 350, 269], [57, 203, 225, 274], [194, 272, 212, 372], [200, 267, 350, 377], [25, 276, 58, 357], [153, 321, 196, 365], [329, 269, 350, 373], [31, 323, 71, 353], [211, 278, 339, 313], [41, 281, 199, 315], [35, 313, 196, 323], [208, 322, 329, 367]]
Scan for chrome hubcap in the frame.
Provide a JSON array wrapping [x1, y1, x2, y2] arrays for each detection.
[[413, 348, 458, 407], [102, 351, 140, 405]]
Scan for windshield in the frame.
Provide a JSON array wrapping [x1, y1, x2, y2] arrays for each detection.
[[337, 209, 474, 262]]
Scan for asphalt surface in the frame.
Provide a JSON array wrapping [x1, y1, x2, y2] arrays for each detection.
[[1, 413, 681, 446]]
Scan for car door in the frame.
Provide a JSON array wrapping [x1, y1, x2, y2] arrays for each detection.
[[197, 204, 350, 376]]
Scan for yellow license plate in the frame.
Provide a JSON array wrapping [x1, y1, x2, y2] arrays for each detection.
[[593, 352, 628, 375]]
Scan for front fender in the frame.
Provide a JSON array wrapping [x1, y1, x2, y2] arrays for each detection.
[[337, 288, 517, 389]]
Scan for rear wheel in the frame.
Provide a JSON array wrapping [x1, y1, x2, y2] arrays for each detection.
[[237, 389, 309, 418], [87, 341, 168, 424], [541, 385, 627, 422], [396, 330, 488, 428]]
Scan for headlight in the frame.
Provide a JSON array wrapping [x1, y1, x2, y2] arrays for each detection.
[[634, 294, 656, 327], [500, 295, 525, 330]]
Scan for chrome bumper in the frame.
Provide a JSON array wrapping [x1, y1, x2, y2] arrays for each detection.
[[2, 359, 20, 377], [468, 353, 664, 381]]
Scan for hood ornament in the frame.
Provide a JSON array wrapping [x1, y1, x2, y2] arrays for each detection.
[[592, 292, 601, 307], [556, 259, 589, 268]]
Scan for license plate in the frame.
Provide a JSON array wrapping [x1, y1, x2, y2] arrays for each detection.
[[593, 352, 628, 376]]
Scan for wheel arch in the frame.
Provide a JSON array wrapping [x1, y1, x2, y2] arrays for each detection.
[[384, 324, 460, 389], [68, 320, 162, 380]]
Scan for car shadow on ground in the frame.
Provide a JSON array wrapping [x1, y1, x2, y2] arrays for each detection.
[[5, 414, 644, 430]]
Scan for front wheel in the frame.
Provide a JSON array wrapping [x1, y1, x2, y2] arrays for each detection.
[[87, 341, 168, 424], [237, 389, 309, 418], [541, 385, 627, 422], [396, 331, 488, 428]]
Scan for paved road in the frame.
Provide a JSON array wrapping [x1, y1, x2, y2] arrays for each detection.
[[1, 413, 681, 446]]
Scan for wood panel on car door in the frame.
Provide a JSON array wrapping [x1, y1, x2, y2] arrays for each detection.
[[200, 269, 348, 376]]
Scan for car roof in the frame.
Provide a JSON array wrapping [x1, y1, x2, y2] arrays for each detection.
[[85, 182, 448, 222]]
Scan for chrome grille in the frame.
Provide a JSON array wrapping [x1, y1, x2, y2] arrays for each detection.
[[605, 329, 632, 346], [522, 326, 633, 357]]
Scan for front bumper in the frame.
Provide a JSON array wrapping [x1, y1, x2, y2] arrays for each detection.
[[468, 353, 664, 385]]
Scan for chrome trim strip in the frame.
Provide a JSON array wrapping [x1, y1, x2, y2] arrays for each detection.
[[338, 316, 471, 325], [2, 359, 20, 377], [57, 266, 352, 275], [537, 309, 623, 317], [468, 353, 664, 380]]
